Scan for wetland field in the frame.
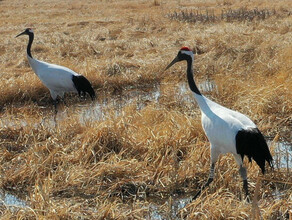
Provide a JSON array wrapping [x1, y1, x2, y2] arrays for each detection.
[[0, 0, 291, 219]]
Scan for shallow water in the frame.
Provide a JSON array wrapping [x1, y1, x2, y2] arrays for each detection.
[[0, 190, 28, 211], [80, 85, 161, 124], [270, 140, 292, 169], [0, 80, 216, 128], [198, 79, 217, 93], [147, 196, 192, 220], [79, 80, 216, 123], [0, 85, 161, 128], [177, 79, 217, 102]]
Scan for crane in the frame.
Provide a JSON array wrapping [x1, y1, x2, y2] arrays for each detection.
[[16, 28, 95, 113], [165, 47, 273, 200]]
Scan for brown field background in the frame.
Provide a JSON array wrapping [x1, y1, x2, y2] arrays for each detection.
[[0, 0, 291, 219]]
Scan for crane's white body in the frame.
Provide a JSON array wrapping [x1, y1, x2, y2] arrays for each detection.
[[27, 55, 79, 100], [194, 93, 256, 163]]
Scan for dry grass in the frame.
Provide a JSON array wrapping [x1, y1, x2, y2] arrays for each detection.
[[0, 0, 291, 219], [167, 7, 287, 24]]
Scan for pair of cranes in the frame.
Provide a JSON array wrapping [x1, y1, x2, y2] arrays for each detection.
[[16, 28, 273, 200]]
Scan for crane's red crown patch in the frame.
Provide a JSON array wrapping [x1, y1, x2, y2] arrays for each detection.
[[180, 46, 191, 51]]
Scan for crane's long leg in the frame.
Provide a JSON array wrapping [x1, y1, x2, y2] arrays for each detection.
[[51, 99, 58, 127], [239, 165, 249, 198], [53, 99, 58, 115], [234, 154, 250, 201], [59, 92, 68, 108], [193, 146, 219, 200], [192, 163, 215, 200], [50, 90, 59, 115]]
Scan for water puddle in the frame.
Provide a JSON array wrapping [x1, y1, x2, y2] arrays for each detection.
[[175, 79, 217, 105], [198, 79, 217, 93], [0, 80, 217, 128], [270, 140, 292, 169], [80, 85, 161, 123], [179, 79, 217, 93], [0, 117, 29, 128], [147, 196, 192, 220], [0, 85, 161, 128], [0, 190, 28, 211], [80, 79, 216, 123], [271, 188, 287, 200], [177, 83, 193, 103]]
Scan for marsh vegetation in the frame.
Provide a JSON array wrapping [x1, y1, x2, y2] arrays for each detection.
[[0, 0, 291, 219]]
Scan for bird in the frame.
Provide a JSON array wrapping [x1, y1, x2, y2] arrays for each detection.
[[16, 28, 95, 113], [165, 47, 273, 200]]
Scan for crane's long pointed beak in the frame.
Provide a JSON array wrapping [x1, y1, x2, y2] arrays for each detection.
[[165, 56, 179, 71], [15, 31, 26, 38]]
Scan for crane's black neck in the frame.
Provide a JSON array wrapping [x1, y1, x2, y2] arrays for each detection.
[[27, 32, 34, 58], [186, 57, 201, 96]]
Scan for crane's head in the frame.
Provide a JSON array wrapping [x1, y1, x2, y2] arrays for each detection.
[[16, 28, 34, 38], [165, 47, 194, 70]]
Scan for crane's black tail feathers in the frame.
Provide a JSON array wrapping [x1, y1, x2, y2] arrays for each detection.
[[72, 75, 96, 100], [236, 128, 273, 174]]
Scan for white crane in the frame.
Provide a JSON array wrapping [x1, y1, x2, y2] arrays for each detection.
[[16, 28, 95, 113], [165, 47, 273, 200]]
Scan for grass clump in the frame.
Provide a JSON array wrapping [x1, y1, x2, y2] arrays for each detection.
[[168, 8, 290, 24]]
